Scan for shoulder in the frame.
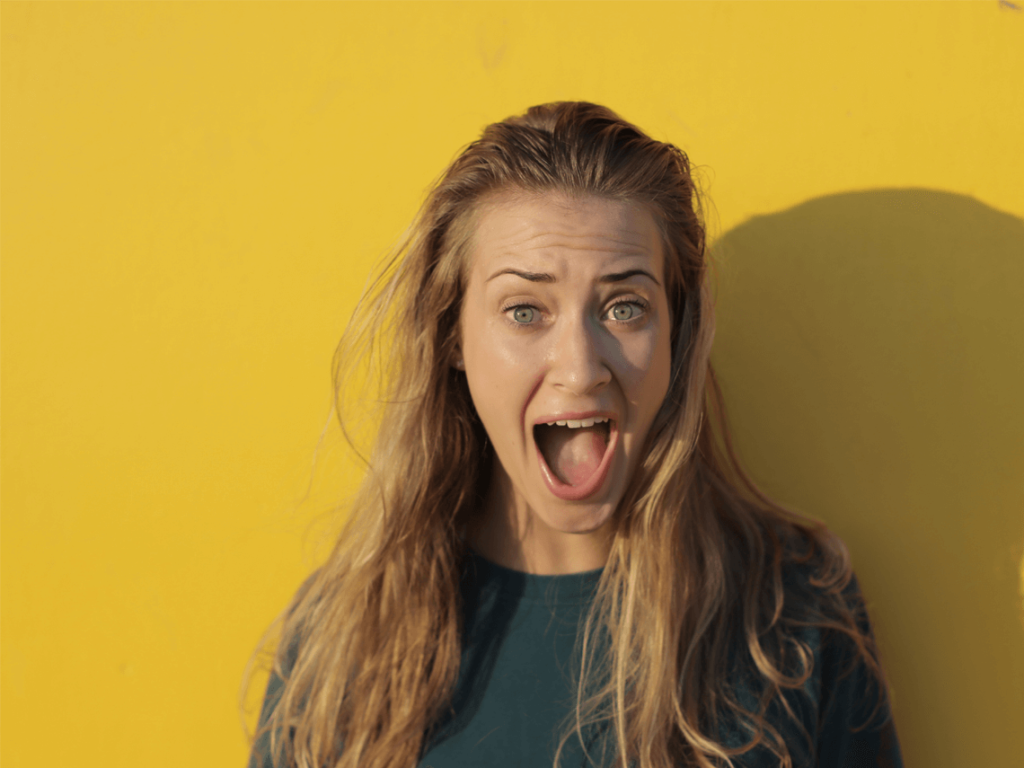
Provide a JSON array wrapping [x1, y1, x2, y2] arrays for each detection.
[[779, 536, 903, 767], [248, 569, 323, 768], [772, 525, 878, 704], [743, 520, 904, 767], [811, 597, 903, 768], [770, 519, 864, 626]]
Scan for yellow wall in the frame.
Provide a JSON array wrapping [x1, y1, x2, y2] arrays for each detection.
[[2, 2, 1021, 766]]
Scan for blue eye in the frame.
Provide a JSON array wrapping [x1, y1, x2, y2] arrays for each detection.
[[609, 302, 642, 321], [511, 306, 536, 323]]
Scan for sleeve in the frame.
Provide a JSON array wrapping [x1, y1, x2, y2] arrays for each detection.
[[814, 579, 903, 768], [248, 572, 322, 768], [247, 636, 300, 768]]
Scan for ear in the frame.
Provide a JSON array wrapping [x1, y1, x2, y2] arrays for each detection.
[[451, 340, 465, 370]]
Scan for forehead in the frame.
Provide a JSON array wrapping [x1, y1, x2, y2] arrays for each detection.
[[467, 192, 664, 279]]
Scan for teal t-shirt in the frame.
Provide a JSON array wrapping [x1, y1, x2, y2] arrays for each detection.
[[420, 553, 606, 768], [249, 551, 902, 767]]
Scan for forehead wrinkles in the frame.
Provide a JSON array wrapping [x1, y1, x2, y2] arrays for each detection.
[[496, 228, 654, 256], [471, 194, 662, 273]]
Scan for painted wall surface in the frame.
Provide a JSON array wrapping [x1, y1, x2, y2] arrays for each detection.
[[2, 2, 1022, 766]]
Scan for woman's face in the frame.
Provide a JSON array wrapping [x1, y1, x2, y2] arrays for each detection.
[[459, 192, 673, 555]]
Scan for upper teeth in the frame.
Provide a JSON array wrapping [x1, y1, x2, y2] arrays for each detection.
[[549, 417, 609, 429]]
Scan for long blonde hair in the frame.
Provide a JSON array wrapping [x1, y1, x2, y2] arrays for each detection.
[[244, 102, 887, 768]]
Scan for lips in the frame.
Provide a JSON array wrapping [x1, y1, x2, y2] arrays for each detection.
[[532, 413, 619, 501]]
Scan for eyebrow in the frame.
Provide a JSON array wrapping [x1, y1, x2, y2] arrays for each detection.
[[486, 268, 661, 286]]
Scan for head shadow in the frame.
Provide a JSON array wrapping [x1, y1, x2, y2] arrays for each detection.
[[708, 188, 1024, 753]]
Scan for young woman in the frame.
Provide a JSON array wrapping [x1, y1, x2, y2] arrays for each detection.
[[245, 102, 903, 768]]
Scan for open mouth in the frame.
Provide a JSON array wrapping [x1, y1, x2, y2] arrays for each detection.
[[534, 417, 614, 493]]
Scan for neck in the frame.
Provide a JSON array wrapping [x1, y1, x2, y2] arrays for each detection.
[[466, 469, 613, 575]]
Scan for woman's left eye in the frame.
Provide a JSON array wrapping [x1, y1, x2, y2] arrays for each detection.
[[606, 301, 646, 322]]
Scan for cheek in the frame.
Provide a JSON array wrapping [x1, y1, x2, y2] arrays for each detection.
[[624, 328, 673, 421], [465, 321, 524, 385], [627, 326, 670, 380], [462, 319, 531, 432]]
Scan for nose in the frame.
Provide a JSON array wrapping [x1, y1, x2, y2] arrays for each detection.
[[547, 313, 612, 396]]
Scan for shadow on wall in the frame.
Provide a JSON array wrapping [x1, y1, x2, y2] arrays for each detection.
[[709, 189, 1024, 767]]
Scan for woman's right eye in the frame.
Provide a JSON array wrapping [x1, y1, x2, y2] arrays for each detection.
[[509, 306, 536, 324]]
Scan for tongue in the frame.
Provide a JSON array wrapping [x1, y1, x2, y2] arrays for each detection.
[[538, 426, 607, 486]]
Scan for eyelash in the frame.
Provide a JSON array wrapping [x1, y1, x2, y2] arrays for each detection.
[[501, 298, 651, 328]]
